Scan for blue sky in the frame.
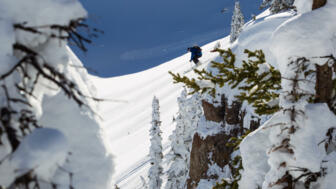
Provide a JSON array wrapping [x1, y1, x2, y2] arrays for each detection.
[[75, 0, 261, 77]]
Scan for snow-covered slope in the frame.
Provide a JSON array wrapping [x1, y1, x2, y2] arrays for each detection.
[[240, 1, 336, 188], [90, 38, 229, 188], [89, 9, 296, 188]]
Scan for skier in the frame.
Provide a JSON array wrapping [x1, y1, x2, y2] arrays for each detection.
[[187, 46, 202, 64]]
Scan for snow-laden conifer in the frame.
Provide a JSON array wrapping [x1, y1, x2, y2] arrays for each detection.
[[0, 0, 113, 188], [148, 96, 163, 189], [239, 3, 336, 188], [260, 0, 294, 14], [165, 90, 203, 189], [230, 1, 244, 43]]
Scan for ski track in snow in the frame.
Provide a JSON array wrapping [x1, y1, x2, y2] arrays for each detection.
[[114, 143, 170, 187], [90, 37, 229, 188]]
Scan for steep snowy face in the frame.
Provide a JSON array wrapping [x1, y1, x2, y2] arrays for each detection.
[[0, 0, 113, 188], [162, 10, 295, 188], [270, 0, 336, 72], [231, 10, 294, 69], [239, 2, 336, 189]]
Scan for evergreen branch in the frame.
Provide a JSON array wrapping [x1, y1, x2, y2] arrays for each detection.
[[169, 48, 282, 115]]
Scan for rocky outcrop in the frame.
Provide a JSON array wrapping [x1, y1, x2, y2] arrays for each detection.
[[201, 95, 243, 126], [225, 100, 242, 125], [314, 62, 336, 115], [315, 63, 333, 104], [202, 100, 225, 123], [187, 132, 232, 188], [312, 0, 326, 10], [187, 96, 260, 188]]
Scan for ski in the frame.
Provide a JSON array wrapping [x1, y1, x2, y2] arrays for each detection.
[[183, 62, 202, 74]]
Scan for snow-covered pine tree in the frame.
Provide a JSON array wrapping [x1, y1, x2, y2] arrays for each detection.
[[148, 96, 163, 189], [260, 0, 294, 14], [169, 48, 281, 115], [0, 0, 111, 188], [239, 2, 336, 188], [165, 89, 203, 189], [230, 1, 245, 43]]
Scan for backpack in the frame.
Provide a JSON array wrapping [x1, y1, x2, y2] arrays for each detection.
[[194, 46, 202, 57]]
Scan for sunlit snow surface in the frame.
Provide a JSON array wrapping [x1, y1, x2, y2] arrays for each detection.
[[240, 1, 336, 188], [90, 38, 228, 188], [90, 9, 296, 188]]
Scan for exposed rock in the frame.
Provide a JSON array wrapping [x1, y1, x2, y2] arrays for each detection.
[[315, 63, 333, 105], [201, 95, 243, 125], [187, 132, 232, 189], [187, 96, 260, 188], [249, 116, 261, 131], [225, 100, 242, 125], [312, 0, 326, 10], [201, 100, 224, 123]]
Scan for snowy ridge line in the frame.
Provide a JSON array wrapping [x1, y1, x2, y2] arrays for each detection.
[[114, 143, 170, 185]]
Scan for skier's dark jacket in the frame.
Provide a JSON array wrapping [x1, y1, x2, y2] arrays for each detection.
[[188, 46, 202, 61]]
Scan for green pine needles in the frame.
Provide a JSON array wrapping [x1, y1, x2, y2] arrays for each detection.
[[169, 48, 281, 115]]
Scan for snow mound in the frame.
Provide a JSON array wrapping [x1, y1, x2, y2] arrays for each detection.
[[11, 128, 68, 181], [271, 0, 336, 72], [0, 0, 113, 187], [39, 47, 114, 189], [0, 128, 68, 187], [240, 1, 336, 188]]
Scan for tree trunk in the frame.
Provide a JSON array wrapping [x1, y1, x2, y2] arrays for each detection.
[[315, 63, 333, 106]]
